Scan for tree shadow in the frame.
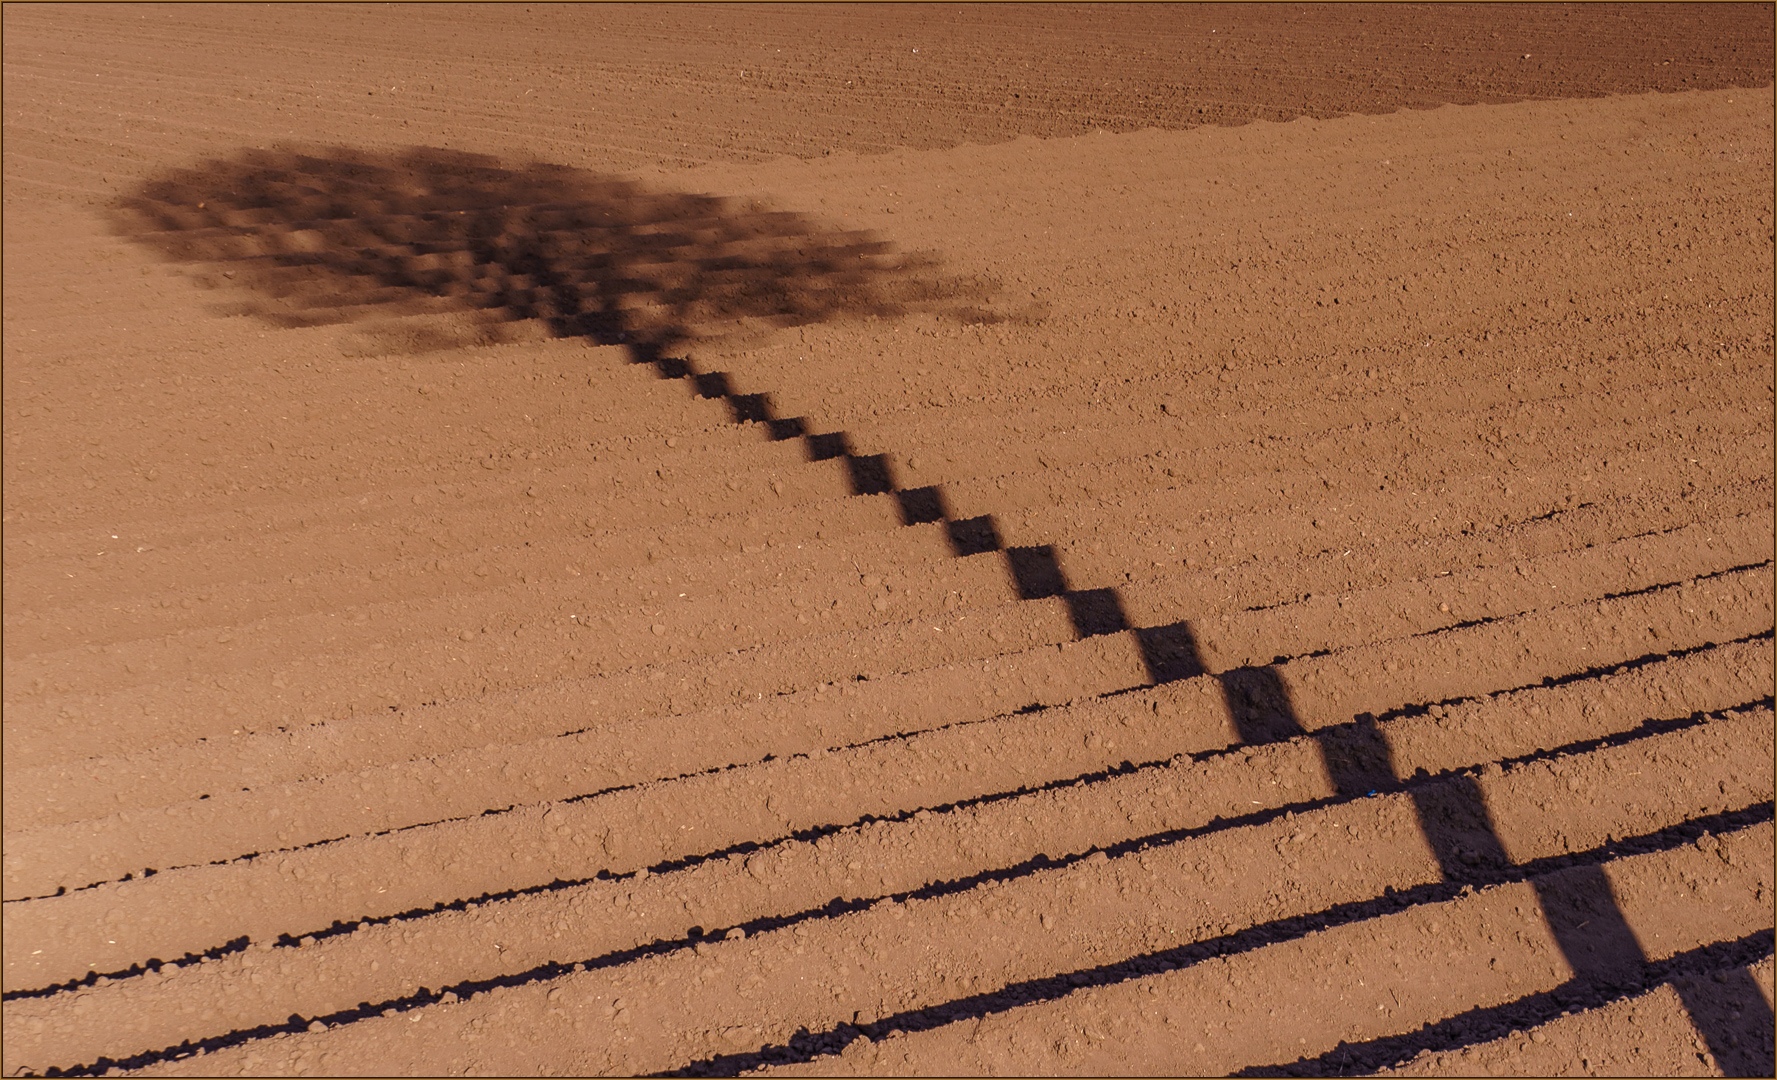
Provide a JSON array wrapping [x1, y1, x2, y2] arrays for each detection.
[[101, 144, 1770, 1080], [112, 145, 1006, 355]]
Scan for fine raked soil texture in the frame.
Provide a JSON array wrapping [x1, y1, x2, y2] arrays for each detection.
[[3, 4, 1773, 1077]]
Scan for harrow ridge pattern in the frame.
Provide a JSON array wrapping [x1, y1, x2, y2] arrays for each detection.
[[4, 5, 1774, 1077]]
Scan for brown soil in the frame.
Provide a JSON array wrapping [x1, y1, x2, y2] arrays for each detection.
[[3, 4, 1773, 1077]]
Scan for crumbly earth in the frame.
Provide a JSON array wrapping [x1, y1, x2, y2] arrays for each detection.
[[3, 5, 1772, 1077]]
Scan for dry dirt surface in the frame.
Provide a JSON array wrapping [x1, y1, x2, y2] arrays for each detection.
[[4, 4, 1774, 1077]]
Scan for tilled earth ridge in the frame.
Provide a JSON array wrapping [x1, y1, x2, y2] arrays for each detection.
[[3, 5, 1774, 1078]]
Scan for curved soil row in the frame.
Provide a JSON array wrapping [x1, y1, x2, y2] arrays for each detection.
[[4, 5, 1772, 1077], [5, 516, 1771, 900]]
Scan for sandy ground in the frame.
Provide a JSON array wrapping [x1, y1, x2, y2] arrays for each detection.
[[3, 4, 1773, 1077]]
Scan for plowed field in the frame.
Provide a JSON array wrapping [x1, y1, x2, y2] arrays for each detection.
[[4, 4, 1773, 1077]]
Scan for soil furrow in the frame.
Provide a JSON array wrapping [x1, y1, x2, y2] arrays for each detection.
[[8, 350, 1760, 633], [7, 441, 1766, 773], [6, 289, 1767, 556], [5, 11, 1771, 1074], [13, 641, 1771, 1002], [3, 502, 1763, 848], [11, 434, 1764, 740], [81, 732, 1771, 1077], [750, 825, 1773, 1078], [1372, 954, 1775, 1077], [3, 627, 1764, 1013], [1265, 563, 1770, 734], [4, 540, 1766, 899], [5, 474, 1758, 825], [1187, 511, 1770, 673], [10, 207, 1762, 525]]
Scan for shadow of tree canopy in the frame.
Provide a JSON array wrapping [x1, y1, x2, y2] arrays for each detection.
[[114, 146, 1000, 354]]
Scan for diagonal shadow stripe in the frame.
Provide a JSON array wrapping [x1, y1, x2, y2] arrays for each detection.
[[660, 811, 1776, 1078], [1209, 659, 1772, 1075], [8, 685, 1763, 1009], [7, 662, 1763, 1016], [31, 805, 1774, 1079], [625, 339, 1170, 662], [1235, 930, 1776, 1077]]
